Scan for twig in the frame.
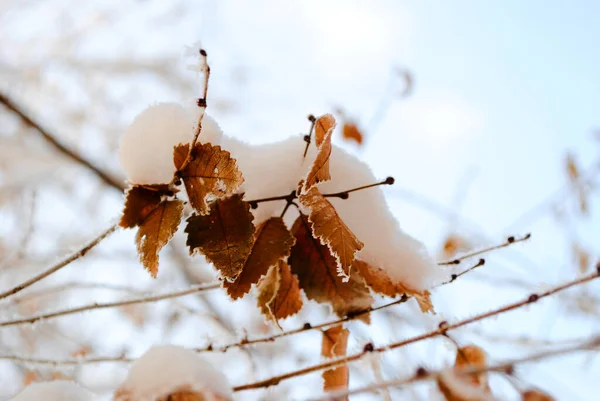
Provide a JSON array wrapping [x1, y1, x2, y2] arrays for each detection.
[[232, 269, 600, 392], [175, 49, 210, 175], [0, 354, 134, 365], [309, 334, 600, 401], [0, 92, 125, 191], [302, 115, 317, 158], [0, 282, 220, 327], [438, 233, 531, 266], [0, 224, 118, 301]]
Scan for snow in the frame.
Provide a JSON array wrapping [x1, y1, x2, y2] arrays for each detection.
[[115, 345, 232, 401], [222, 133, 444, 291], [9, 381, 98, 401], [118, 102, 223, 185]]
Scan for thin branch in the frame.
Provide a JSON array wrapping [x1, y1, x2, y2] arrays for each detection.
[[232, 269, 600, 392], [0, 354, 134, 365], [174, 49, 210, 175], [0, 282, 220, 327], [0, 224, 118, 301], [310, 335, 600, 401], [438, 233, 531, 266], [0, 92, 125, 191], [303, 114, 317, 158]]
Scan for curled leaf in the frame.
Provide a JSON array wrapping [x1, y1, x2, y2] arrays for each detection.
[[136, 199, 184, 277], [174, 143, 244, 215], [224, 217, 296, 299], [342, 122, 363, 145], [321, 325, 349, 399], [522, 390, 554, 401], [185, 194, 255, 280], [305, 114, 335, 189], [289, 214, 373, 318], [257, 260, 303, 325], [298, 186, 364, 278], [354, 260, 433, 313]]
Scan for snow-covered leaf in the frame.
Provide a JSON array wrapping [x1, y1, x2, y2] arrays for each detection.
[[298, 186, 363, 278], [173, 142, 243, 215], [289, 214, 373, 318]]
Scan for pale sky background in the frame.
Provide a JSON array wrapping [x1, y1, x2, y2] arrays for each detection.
[[1, 0, 599, 400]]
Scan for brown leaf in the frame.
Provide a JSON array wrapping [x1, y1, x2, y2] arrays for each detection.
[[120, 186, 162, 228], [289, 214, 373, 318], [298, 187, 363, 278], [354, 260, 434, 313], [305, 114, 336, 189], [157, 390, 229, 401], [257, 260, 303, 324], [565, 153, 579, 182], [224, 217, 296, 299], [441, 234, 471, 259], [321, 325, 349, 398], [174, 143, 244, 215], [342, 122, 363, 145], [437, 369, 492, 401], [185, 194, 255, 280], [136, 199, 184, 277], [572, 243, 590, 274], [454, 345, 489, 389], [315, 113, 336, 146], [522, 390, 555, 401]]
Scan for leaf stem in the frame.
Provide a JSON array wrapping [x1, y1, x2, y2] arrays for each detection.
[[302, 114, 317, 158]]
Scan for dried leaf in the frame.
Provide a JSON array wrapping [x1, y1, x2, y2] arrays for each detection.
[[298, 187, 363, 278], [23, 370, 38, 386], [174, 143, 244, 215], [354, 260, 434, 313], [224, 217, 296, 299], [441, 234, 471, 259], [305, 114, 336, 189], [321, 325, 349, 398], [289, 214, 373, 318], [454, 345, 489, 389], [315, 113, 336, 146], [437, 369, 492, 401], [136, 199, 184, 277], [120, 186, 162, 228], [157, 390, 229, 401], [522, 390, 554, 401], [565, 153, 579, 182], [572, 243, 590, 274], [186, 194, 255, 280], [342, 122, 363, 145], [257, 260, 303, 324]]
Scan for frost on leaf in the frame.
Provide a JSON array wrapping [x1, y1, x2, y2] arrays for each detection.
[[321, 325, 349, 399], [174, 143, 244, 215], [136, 199, 184, 277], [224, 217, 295, 300], [119, 186, 163, 228], [114, 345, 232, 401], [354, 260, 434, 314], [298, 186, 364, 279], [257, 260, 303, 325], [289, 214, 373, 319], [342, 122, 363, 145], [185, 194, 255, 281], [304, 114, 336, 189]]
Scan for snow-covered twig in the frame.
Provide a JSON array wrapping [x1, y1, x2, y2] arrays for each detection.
[[0, 282, 220, 327], [232, 269, 600, 392], [0, 224, 118, 301], [0, 92, 125, 191], [438, 233, 531, 266], [308, 334, 600, 401]]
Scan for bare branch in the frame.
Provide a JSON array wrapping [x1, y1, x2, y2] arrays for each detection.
[[0, 92, 125, 191], [309, 335, 600, 401], [232, 270, 599, 392], [0, 224, 118, 301], [0, 282, 220, 327], [438, 233, 531, 266]]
